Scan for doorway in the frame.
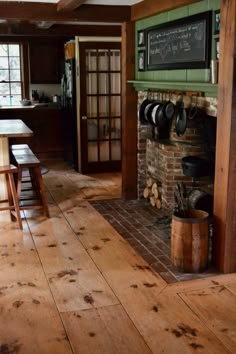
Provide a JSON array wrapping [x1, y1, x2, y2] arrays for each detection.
[[79, 42, 121, 174]]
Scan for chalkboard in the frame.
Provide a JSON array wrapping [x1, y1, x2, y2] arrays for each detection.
[[146, 11, 211, 70]]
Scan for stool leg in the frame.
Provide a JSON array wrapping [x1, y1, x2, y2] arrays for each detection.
[[5, 172, 15, 221], [16, 167, 23, 201], [8, 172, 23, 230], [33, 166, 49, 217]]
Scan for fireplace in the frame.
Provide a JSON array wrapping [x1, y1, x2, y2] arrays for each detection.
[[137, 91, 216, 211]]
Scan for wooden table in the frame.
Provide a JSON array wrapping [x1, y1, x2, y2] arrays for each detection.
[[0, 119, 33, 214]]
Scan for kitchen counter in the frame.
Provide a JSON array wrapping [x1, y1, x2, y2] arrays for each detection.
[[0, 107, 64, 159], [0, 104, 61, 110]]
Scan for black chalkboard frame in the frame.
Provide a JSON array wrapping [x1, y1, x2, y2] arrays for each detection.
[[145, 11, 212, 71]]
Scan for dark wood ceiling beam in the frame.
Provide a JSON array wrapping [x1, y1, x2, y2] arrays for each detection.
[[0, 2, 130, 23], [131, 0, 200, 21], [57, 0, 85, 12], [0, 23, 121, 37]]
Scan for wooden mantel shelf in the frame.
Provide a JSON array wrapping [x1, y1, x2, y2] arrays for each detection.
[[128, 80, 218, 97]]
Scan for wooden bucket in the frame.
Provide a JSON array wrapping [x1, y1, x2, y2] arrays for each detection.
[[171, 209, 209, 273]]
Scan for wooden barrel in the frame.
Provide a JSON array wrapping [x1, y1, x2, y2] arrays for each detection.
[[171, 209, 209, 273]]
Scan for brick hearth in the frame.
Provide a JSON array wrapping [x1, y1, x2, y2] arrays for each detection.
[[137, 90, 215, 210]]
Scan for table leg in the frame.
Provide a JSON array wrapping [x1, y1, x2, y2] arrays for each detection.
[[0, 137, 10, 220]]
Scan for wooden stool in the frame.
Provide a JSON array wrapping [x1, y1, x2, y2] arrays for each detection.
[[10, 144, 49, 217], [0, 164, 23, 230]]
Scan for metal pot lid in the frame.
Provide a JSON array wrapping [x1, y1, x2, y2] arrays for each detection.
[[139, 99, 153, 124], [175, 107, 187, 136], [151, 103, 162, 126], [146, 102, 159, 126]]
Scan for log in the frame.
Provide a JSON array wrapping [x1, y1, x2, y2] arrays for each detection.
[[143, 187, 151, 199], [146, 177, 153, 188], [152, 183, 159, 199], [155, 199, 162, 209], [150, 196, 156, 207]]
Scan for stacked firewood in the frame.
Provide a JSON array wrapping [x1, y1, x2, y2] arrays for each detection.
[[143, 177, 162, 209]]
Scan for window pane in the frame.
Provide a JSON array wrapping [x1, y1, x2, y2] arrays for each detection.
[[11, 95, 21, 106], [98, 73, 109, 94], [110, 96, 120, 116], [0, 44, 8, 56], [86, 50, 97, 71], [110, 119, 121, 139], [0, 82, 10, 94], [100, 141, 109, 161], [87, 119, 98, 141], [87, 96, 97, 118], [110, 50, 120, 71], [88, 142, 98, 162], [0, 57, 8, 69], [99, 119, 110, 140], [9, 57, 20, 69], [98, 50, 109, 71], [0, 69, 9, 81], [10, 82, 21, 94], [0, 95, 11, 105], [99, 96, 109, 117], [111, 141, 121, 160], [86, 73, 97, 94], [110, 73, 120, 94], [10, 69, 21, 81], [9, 45, 20, 56]]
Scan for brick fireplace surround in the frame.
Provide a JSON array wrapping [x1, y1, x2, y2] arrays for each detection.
[[137, 91, 216, 210]]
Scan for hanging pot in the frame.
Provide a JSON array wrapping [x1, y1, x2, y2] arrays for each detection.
[[162, 100, 175, 121], [139, 99, 154, 125], [175, 100, 187, 136], [147, 101, 161, 126]]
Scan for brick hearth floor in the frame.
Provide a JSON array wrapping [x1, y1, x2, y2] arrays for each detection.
[[90, 199, 219, 283]]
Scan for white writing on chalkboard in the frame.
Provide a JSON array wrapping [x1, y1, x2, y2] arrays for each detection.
[[146, 13, 209, 70]]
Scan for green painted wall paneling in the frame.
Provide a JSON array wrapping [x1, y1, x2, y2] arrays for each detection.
[[134, 0, 220, 95]]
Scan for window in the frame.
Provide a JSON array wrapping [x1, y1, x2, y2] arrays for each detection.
[[0, 44, 22, 106]]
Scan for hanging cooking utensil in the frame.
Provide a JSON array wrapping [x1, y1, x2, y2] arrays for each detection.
[[139, 98, 154, 125], [188, 94, 198, 120], [175, 98, 187, 137], [162, 91, 175, 121]]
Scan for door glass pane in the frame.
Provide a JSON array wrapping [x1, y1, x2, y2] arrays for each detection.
[[86, 49, 97, 71], [88, 142, 98, 162], [110, 96, 120, 116], [111, 141, 121, 160], [98, 73, 109, 94], [98, 50, 109, 71], [87, 73, 97, 94], [110, 119, 121, 139], [99, 96, 109, 117], [87, 119, 98, 141], [99, 119, 110, 140], [110, 73, 120, 94], [100, 141, 109, 161], [87, 97, 97, 118], [110, 50, 120, 71]]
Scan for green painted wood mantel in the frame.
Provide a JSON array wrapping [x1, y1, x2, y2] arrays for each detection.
[[131, 0, 220, 96]]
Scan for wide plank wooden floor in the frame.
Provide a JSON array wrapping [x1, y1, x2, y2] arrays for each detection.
[[0, 160, 236, 353]]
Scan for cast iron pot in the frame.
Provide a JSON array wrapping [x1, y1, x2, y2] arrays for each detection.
[[175, 100, 187, 136], [139, 99, 154, 125], [182, 155, 210, 177]]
